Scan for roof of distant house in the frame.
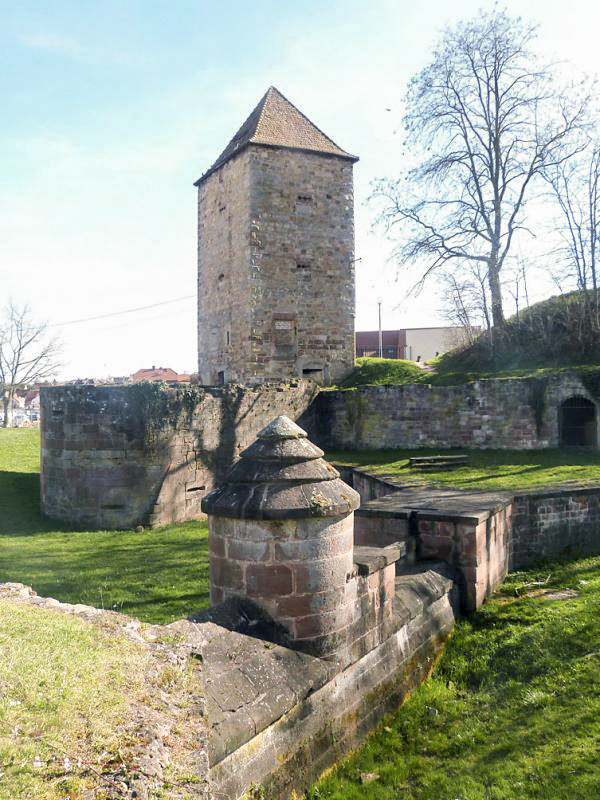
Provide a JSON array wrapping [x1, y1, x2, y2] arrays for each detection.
[[131, 367, 191, 383], [24, 390, 40, 405], [195, 86, 358, 185]]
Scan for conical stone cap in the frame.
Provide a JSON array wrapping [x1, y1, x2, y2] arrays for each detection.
[[201, 415, 360, 520]]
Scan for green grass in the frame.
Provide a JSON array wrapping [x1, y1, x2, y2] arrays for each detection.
[[336, 356, 600, 389], [328, 447, 600, 491], [0, 600, 152, 800], [338, 357, 426, 387], [0, 428, 210, 624], [310, 556, 600, 799]]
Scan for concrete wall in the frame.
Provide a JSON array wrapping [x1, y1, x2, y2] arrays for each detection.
[[198, 145, 356, 386], [40, 380, 317, 530], [405, 327, 462, 362], [307, 372, 599, 450]]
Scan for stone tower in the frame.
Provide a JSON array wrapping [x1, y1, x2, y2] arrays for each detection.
[[195, 87, 358, 386]]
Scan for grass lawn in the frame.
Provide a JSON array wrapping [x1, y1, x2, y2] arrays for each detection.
[[0, 428, 210, 624], [0, 600, 154, 800], [310, 556, 600, 799], [328, 447, 600, 492]]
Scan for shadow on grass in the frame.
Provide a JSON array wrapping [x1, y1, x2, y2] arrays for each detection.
[[0, 471, 67, 536], [0, 467, 211, 624]]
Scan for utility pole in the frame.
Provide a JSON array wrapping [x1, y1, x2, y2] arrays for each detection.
[[377, 297, 383, 358]]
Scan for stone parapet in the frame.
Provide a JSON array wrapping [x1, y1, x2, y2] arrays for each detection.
[[200, 564, 457, 800]]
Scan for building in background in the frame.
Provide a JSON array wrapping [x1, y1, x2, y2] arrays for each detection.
[[130, 367, 192, 383], [355, 326, 478, 362]]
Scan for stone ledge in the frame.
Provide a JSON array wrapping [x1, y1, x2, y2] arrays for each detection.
[[177, 607, 334, 765], [353, 543, 406, 575], [184, 564, 456, 769]]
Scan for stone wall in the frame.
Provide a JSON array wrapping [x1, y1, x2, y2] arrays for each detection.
[[307, 372, 600, 449], [40, 380, 317, 530], [197, 150, 253, 386], [346, 468, 600, 594], [197, 145, 356, 386], [199, 566, 457, 800], [510, 487, 600, 567]]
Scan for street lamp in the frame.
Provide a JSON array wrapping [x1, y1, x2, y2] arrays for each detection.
[[377, 297, 383, 359]]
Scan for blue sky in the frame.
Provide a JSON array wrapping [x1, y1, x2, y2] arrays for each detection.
[[1, 0, 599, 378]]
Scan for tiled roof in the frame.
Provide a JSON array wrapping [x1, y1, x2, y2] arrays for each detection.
[[195, 86, 358, 185], [131, 367, 189, 383]]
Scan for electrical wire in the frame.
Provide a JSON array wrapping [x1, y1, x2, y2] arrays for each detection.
[[50, 295, 195, 327]]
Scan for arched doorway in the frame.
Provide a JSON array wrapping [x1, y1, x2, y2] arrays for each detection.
[[560, 396, 597, 446]]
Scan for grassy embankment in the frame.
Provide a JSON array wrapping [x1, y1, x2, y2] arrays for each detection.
[[1, 430, 206, 799], [342, 292, 600, 389], [310, 556, 600, 799], [340, 355, 600, 388], [0, 428, 210, 624]]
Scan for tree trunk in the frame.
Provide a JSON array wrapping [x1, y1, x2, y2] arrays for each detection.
[[488, 263, 505, 328], [2, 393, 11, 428]]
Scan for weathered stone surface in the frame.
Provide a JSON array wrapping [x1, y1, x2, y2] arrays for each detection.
[[40, 382, 318, 530], [305, 372, 600, 450], [207, 565, 458, 800], [180, 613, 333, 765], [197, 138, 356, 386], [353, 543, 406, 575], [201, 415, 359, 520]]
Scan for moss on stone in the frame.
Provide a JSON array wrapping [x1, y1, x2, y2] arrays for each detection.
[[527, 376, 548, 437], [126, 382, 205, 451]]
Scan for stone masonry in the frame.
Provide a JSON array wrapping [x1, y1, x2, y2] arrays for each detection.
[[201, 416, 401, 666], [305, 372, 600, 449], [196, 416, 458, 798], [40, 380, 317, 530], [196, 87, 358, 386]]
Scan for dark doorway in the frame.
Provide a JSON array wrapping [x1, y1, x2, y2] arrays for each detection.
[[560, 396, 596, 446]]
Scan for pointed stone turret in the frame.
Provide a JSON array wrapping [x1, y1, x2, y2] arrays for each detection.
[[202, 415, 359, 519], [201, 416, 360, 657], [195, 86, 358, 184]]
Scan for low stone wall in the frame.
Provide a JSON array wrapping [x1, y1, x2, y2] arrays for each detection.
[[40, 381, 317, 530], [306, 372, 598, 450], [198, 566, 457, 800], [511, 487, 600, 567], [346, 469, 600, 595]]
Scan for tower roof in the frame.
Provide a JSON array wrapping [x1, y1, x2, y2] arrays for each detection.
[[194, 86, 358, 185], [201, 415, 360, 519]]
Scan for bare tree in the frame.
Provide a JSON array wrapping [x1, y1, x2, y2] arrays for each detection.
[[0, 303, 62, 427], [544, 144, 600, 326], [373, 10, 593, 328], [439, 261, 491, 339]]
